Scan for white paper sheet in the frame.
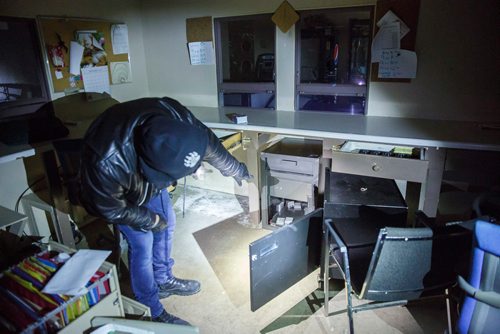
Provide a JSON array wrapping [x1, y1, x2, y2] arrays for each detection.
[[378, 49, 417, 79], [42, 249, 111, 296], [69, 41, 84, 75], [110, 61, 132, 84], [188, 41, 214, 65], [371, 22, 400, 63], [81, 66, 110, 94], [377, 10, 410, 39], [340, 141, 394, 153], [111, 24, 129, 55]]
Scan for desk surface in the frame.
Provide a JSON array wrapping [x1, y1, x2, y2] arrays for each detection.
[[2, 104, 500, 164], [189, 106, 500, 152]]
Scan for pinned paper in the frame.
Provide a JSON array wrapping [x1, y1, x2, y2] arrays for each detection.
[[272, 0, 299, 33], [69, 41, 84, 75], [377, 10, 410, 39], [91, 35, 104, 50], [81, 66, 110, 94], [378, 49, 417, 79], [188, 41, 214, 65], [55, 70, 63, 80], [371, 22, 400, 63], [111, 24, 129, 55], [110, 61, 132, 84]]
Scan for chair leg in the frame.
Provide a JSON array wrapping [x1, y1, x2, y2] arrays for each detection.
[[342, 250, 355, 333], [324, 224, 330, 316], [445, 288, 453, 334], [346, 283, 354, 333]]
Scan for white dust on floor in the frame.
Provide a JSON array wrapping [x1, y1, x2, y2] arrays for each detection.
[[173, 186, 244, 220]]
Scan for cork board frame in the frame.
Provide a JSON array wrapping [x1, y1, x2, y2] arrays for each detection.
[[37, 16, 129, 93]]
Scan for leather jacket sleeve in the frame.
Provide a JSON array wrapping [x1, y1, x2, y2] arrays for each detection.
[[80, 158, 156, 229], [202, 125, 247, 177]]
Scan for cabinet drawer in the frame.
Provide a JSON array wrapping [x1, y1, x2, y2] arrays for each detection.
[[331, 151, 429, 182], [263, 153, 320, 176], [270, 179, 315, 202]]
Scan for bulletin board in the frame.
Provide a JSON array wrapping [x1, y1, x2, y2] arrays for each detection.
[[37, 16, 130, 93], [370, 0, 421, 82]]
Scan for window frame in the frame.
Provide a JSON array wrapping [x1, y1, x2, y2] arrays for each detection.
[[294, 6, 374, 113], [214, 14, 276, 109]]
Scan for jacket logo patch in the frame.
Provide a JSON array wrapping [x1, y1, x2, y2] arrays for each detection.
[[184, 151, 200, 168]]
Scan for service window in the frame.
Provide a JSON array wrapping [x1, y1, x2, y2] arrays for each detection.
[[295, 6, 373, 114], [214, 14, 276, 109]]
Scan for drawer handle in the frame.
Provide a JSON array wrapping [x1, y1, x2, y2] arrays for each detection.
[[281, 159, 298, 166], [371, 163, 381, 172]]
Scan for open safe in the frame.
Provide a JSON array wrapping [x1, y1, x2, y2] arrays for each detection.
[[249, 170, 407, 311], [260, 137, 323, 229]]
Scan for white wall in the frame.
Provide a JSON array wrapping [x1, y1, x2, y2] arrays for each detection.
[[368, 0, 499, 121], [140, 0, 499, 122]]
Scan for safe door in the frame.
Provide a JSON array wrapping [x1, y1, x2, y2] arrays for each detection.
[[249, 209, 323, 311]]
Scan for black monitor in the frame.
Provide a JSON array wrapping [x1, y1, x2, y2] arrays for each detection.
[[0, 16, 51, 120]]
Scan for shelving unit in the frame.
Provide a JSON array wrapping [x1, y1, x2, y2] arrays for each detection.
[[2, 241, 150, 333]]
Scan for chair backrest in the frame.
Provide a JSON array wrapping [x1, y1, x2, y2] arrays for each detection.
[[472, 192, 500, 221], [52, 139, 84, 206], [457, 220, 500, 334], [359, 227, 433, 301]]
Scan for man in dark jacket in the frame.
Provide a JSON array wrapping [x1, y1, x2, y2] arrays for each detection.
[[80, 97, 250, 325]]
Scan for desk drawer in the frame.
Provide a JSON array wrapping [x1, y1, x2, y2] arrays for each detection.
[[263, 153, 319, 174], [331, 151, 429, 182]]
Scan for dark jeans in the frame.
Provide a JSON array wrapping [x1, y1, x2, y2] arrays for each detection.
[[118, 189, 176, 317]]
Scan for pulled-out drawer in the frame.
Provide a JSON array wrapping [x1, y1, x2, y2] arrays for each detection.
[[331, 150, 429, 183], [261, 138, 322, 184]]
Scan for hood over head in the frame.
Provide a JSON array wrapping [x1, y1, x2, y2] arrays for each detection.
[[137, 116, 208, 188]]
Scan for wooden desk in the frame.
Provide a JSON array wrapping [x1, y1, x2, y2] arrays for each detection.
[[187, 106, 500, 224], [2, 101, 500, 235]]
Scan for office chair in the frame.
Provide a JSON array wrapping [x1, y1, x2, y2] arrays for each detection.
[[456, 219, 500, 334], [472, 191, 500, 221], [414, 210, 473, 333], [52, 139, 122, 276], [323, 220, 433, 333]]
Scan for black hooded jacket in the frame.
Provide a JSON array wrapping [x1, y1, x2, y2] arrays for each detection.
[[80, 97, 244, 230]]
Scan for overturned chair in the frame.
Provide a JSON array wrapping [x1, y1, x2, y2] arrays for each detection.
[[323, 220, 433, 333]]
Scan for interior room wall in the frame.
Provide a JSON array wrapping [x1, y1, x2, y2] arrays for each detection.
[[140, 0, 499, 122], [0, 0, 150, 103]]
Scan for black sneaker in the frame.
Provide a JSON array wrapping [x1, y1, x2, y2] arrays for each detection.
[[158, 277, 201, 298], [153, 309, 191, 326]]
